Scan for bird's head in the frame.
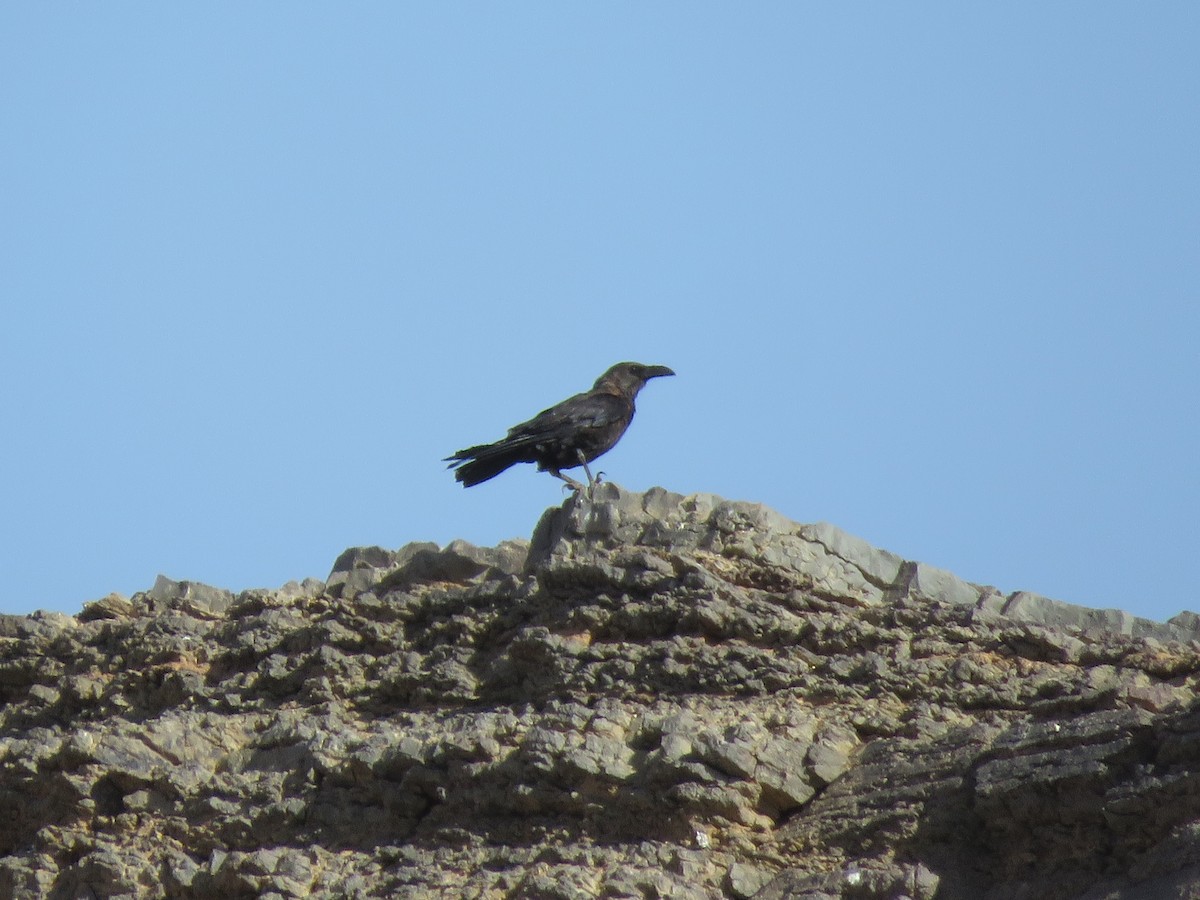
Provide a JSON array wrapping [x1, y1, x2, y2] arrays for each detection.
[[594, 362, 676, 396]]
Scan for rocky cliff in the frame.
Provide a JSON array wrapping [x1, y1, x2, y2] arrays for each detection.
[[3, 485, 1200, 899]]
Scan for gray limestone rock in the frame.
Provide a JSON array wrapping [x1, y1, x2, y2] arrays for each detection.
[[1, 484, 1198, 898], [137, 574, 235, 618]]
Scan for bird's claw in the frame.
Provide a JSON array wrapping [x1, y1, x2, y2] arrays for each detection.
[[553, 470, 586, 495]]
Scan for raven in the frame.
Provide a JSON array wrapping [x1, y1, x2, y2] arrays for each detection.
[[445, 362, 675, 491]]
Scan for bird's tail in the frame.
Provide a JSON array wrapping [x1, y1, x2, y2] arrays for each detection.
[[444, 441, 528, 487]]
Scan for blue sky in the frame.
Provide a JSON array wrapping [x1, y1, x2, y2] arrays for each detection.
[[2, 6, 1197, 623]]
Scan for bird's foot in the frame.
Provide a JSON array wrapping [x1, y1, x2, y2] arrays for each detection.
[[552, 470, 586, 494], [576, 453, 603, 499], [583, 472, 609, 501]]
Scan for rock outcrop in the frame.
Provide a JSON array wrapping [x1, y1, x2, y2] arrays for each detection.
[[2, 485, 1200, 899]]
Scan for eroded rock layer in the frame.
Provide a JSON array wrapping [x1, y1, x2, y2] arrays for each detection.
[[2, 485, 1199, 899]]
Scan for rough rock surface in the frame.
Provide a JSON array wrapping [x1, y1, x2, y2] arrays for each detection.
[[2, 485, 1200, 899]]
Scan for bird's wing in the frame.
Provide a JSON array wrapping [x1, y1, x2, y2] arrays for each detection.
[[507, 390, 628, 439]]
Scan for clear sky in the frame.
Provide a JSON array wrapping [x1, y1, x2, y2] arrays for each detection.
[[2, 6, 1197, 623]]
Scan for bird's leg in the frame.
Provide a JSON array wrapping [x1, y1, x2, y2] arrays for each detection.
[[576, 451, 599, 500]]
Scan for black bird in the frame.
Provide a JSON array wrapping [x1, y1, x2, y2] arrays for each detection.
[[445, 361, 675, 491]]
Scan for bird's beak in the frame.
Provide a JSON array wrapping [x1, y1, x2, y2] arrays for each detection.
[[645, 365, 675, 379]]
